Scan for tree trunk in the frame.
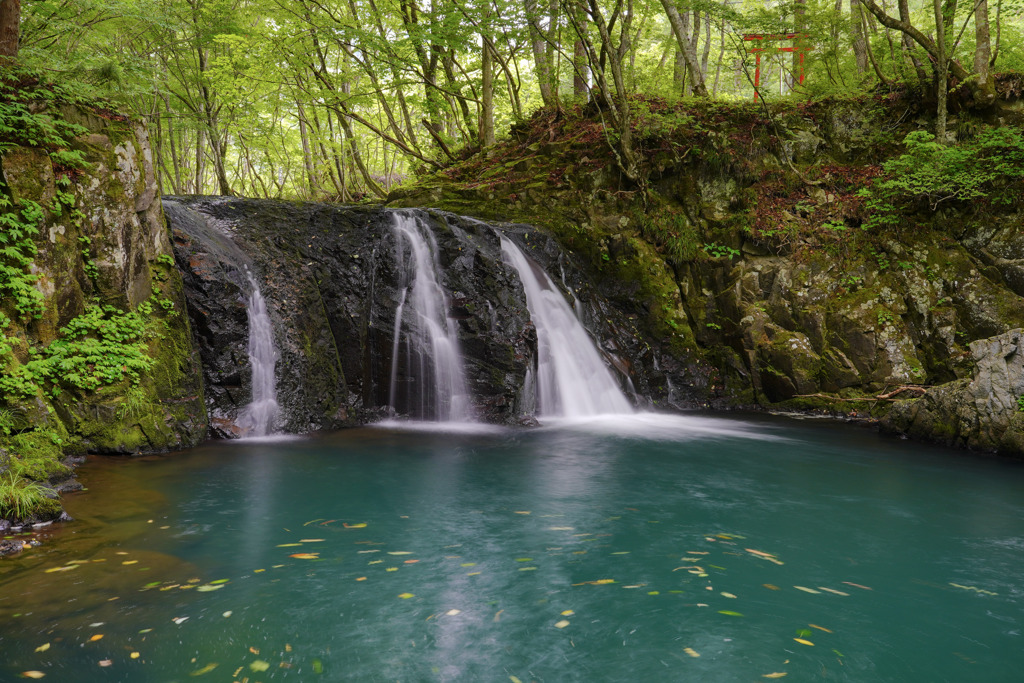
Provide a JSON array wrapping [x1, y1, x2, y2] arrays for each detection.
[[480, 42, 495, 147], [525, 0, 556, 107], [659, 0, 708, 96], [571, 2, 588, 98], [0, 0, 19, 61], [851, 0, 870, 75], [933, 0, 947, 143], [974, 0, 995, 105]]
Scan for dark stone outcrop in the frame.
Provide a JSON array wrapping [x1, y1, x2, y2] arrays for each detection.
[[166, 196, 695, 431]]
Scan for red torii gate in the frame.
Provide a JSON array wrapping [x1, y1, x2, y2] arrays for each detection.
[[743, 33, 813, 100]]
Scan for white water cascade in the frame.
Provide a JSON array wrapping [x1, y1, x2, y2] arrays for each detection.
[[388, 212, 473, 422], [500, 237, 633, 418], [237, 274, 280, 437]]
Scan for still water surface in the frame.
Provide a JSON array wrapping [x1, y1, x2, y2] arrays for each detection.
[[2, 414, 1023, 682]]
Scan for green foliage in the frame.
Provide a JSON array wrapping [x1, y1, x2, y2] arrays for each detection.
[[0, 195, 46, 321], [1018, 395, 1024, 413], [0, 471, 51, 520], [702, 242, 740, 260], [37, 303, 156, 394], [859, 130, 1024, 231]]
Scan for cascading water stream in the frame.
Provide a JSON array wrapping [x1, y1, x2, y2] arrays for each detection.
[[237, 274, 280, 437], [500, 236, 633, 418], [388, 212, 473, 422]]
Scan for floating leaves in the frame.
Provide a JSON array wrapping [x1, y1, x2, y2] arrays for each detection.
[[190, 663, 218, 676], [398, 593, 415, 599], [683, 647, 700, 658], [553, 620, 570, 629], [793, 586, 820, 594], [950, 583, 998, 596], [793, 638, 814, 646], [88, 634, 104, 642], [289, 553, 320, 560], [718, 610, 743, 617], [763, 673, 788, 678], [34, 644, 49, 653], [249, 660, 271, 672], [21, 672, 46, 679]]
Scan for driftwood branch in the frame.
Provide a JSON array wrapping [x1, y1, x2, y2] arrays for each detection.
[[793, 385, 929, 403]]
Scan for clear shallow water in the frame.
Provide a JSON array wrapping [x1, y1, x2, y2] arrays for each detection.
[[2, 414, 1024, 682]]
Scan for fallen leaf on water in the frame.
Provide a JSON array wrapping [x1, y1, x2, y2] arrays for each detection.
[[249, 660, 270, 672], [561, 610, 574, 616], [222, 611, 232, 618], [460, 563, 476, 567], [249, 647, 260, 655], [554, 620, 570, 629], [446, 609, 461, 616], [277, 543, 303, 547], [130, 652, 140, 659], [513, 511, 531, 515], [386, 567, 398, 572], [355, 577, 366, 581], [548, 527, 574, 531], [21, 672, 45, 679], [358, 550, 379, 554], [721, 592, 737, 599], [34, 644, 49, 653], [404, 560, 419, 564], [762, 673, 788, 678], [98, 660, 112, 667], [196, 585, 223, 592], [519, 567, 537, 571], [122, 560, 138, 565], [388, 551, 413, 556], [44, 565, 78, 573], [818, 587, 850, 596], [172, 617, 189, 625], [611, 551, 630, 555], [343, 523, 367, 529], [793, 586, 821, 594], [683, 647, 700, 658], [842, 581, 873, 591], [794, 638, 814, 646], [510, 677, 523, 683], [494, 610, 504, 622], [809, 624, 833, 633], [745, 548, 784, 565], [763, 584, 780, 590], [515, 558, 533, 562], [718, 610, 743, 617], [189, 663, 218, 676], [88, 635, 103, 642], [289, 553, 320, 559], [299, 539, 325, 543], [686, 551, 709, 555], [398, 593, 415, 599]]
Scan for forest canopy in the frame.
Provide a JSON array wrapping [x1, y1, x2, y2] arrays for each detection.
[[3, 0, 1022, 200]]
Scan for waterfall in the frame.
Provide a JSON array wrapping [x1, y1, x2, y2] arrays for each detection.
[[500, 237, 633, 418], [388, 212, 473, 422], [237, 274, 280, 437]]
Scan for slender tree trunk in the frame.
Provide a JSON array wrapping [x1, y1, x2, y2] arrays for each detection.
[[897, 0, 929, 81], [525, 0, 556, 107], [481, 41, 495, 147], [933, 0, 947, 143], [660, 0, 708, 96], [974, 0, 994, 104], [851, 0, 870, 75], [673, 49, 685, 93], [574, 28, 588, 97], [0, 0, 20, 60], [296, 100, 319, 198]]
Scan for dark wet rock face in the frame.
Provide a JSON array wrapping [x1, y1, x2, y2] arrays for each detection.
[[166, 197, 692, 432]]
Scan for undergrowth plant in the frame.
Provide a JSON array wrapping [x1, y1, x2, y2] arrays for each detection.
[[859, 129, 1024, 231], [0, 471, 50, 520]]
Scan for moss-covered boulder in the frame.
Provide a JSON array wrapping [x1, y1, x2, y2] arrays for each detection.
[[1, 92, 207, 523]]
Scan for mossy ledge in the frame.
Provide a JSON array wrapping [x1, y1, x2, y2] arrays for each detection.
[[390, 82, 1024, 455], [1, 75, 207, 527]]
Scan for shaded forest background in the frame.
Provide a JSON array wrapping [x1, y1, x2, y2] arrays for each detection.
[[3, 0, 1022, 201]]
